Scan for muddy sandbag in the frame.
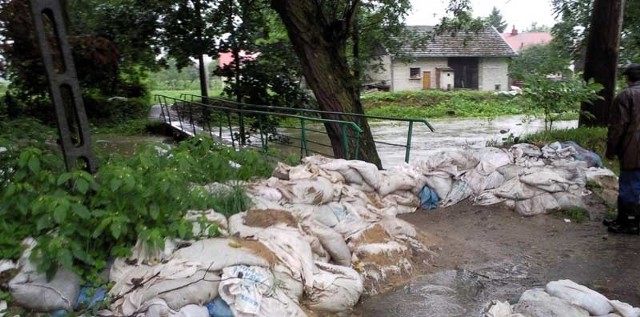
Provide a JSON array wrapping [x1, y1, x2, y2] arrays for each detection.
[[482, 300, 515, 317], [272, 162, 291, 180], [277, 177, 336, 205], [307, 222, 351, 266], [545, 279, 613, 316], [171, 239, 270, 270], [585, 167, 619, 190], [514, 193, 560, 216], [379, 216, 417, 239], [513, 288, 589, 317], [496, 164, 524, 181], [474, 192, 505, 206], [306, 261, 364, 313]]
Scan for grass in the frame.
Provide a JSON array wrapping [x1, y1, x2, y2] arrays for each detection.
[[556, 208, 590, 223]]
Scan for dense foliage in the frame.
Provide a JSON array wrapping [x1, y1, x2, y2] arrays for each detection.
[[0, 119, 272, 281]]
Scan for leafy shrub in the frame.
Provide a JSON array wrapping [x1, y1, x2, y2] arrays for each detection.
[[0, 133, 272, 281]]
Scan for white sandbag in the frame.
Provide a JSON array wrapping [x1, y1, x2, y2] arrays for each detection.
[[545, 279, 613, 316], [610, 300, 640, 317], [483, 300, 513, 317], [9, 266, 81, 312], [219, 265, 272, 316], [219, 265, 306, 317], [442, 179, 473, 207], [493, 177, 545, 200], [144, 268, 220, 310], [510, 143, 542, 160], [9, 239, 81, 312], [542, 141, 577, 160], [382, 190, 420, 208], [377, 164, 422, 197], [306, 261, 364, 313], [473, 191, 506, 206], [272, 264, 304, 302], [272, 162, 291, 180], [519, 170, 576, 193], [306, 203, 341, 228], [307, 222, 352, 266], [465, 168, 505, 194], [185, 209, 229, 237], [277, 177, 335, 205], [514, 193, 560, 216], [320, 159, 380, 189], [288, 164, 315, 180], [248, 184, 283, 202], [585, 167, 619, 191], [496, 164, 524, 181], [177, 304, 210, 317], [472, 147, 513, 173], [553, 192, 586, 210], [379, 216, 417, 239], [514, 288, 589, 317]]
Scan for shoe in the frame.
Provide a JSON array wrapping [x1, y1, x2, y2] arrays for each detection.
[[607, 224, 640, 235]]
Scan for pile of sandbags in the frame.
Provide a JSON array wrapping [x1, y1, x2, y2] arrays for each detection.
[[411, 142, 616, 216], [484, 279, 640, 317]]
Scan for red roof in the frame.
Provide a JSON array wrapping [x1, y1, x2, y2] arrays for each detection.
[[501, 31, 553, 52], [218, 51, 259, 68]]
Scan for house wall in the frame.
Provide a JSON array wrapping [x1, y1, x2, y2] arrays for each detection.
[[391, 57, 448, 92], [478, 57, 510, 91], [364, 55, 392, 85]]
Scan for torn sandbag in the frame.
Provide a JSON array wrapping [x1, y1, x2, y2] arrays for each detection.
[[545, 279, 613, 316], [305, 261, 364, 313]]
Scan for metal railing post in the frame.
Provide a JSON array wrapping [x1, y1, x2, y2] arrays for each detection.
[[300, 118, 308, 157], [405, 121, 414, 163]]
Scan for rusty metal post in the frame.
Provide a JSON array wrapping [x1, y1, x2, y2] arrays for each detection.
[[31, 0, 98, 173]]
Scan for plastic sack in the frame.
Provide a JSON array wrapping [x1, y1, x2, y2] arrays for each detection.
[[419, 185, 440, 210], [206, 297, 233, 317], [442, 180, 473, 207], [545, 279, 613, 316]]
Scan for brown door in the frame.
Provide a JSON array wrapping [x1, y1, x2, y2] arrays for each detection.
[[422, 71, 431, 89]]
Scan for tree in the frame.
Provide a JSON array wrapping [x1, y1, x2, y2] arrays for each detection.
[[268, 0, 415, 168], [509, 43, 572, 81], [525, 22, 551, 32], [485, 6, 507, 32], [579, 0, 625, 127]]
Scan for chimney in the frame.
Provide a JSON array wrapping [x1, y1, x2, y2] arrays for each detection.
[[511, 25, 518, 36]]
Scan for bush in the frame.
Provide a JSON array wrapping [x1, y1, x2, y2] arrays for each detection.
[[0, 132, 272, 281]]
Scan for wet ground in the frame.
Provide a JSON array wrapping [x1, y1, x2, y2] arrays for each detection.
[[354, 199, 640, 316]]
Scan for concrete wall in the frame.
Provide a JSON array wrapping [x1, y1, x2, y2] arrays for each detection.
[[364, 55, 392, 85], [478, 57, 510, 92], [391, 57, 448, 92]]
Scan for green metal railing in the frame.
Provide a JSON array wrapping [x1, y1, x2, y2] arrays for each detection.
[[155, 95, 363, 160], [179, 94, 435, 163]]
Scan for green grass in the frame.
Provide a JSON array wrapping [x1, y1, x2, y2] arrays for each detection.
[[362, 90, 541, 119], [556, 208, 589, 223]]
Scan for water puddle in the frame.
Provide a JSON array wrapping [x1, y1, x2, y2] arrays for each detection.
[[356, 261, 534, 317]]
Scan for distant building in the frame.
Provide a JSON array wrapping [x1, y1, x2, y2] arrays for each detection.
[[501, 26, 552, 52], [365, 26, 517, 92]]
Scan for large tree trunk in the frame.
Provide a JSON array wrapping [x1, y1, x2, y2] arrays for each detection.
[[579, 0, 625, 127], [270, 0, 382, 169]]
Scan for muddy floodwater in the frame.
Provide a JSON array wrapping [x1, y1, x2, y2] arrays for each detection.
[[273, 115, 578, 168]]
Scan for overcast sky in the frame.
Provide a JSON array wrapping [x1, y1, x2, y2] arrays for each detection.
[[406, 0, 558, 31]]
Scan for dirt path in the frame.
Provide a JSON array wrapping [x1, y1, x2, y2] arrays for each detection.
[[355, 196, 640, 316]]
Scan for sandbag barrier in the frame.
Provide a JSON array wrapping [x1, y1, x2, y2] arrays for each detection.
[[0, 142, 617, 316], [483, 279, 640, 317]]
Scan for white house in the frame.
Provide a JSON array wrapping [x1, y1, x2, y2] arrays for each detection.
[[365, 26, 517, 92]]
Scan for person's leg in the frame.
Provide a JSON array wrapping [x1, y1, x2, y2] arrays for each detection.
[[608, 169, 640, 234]]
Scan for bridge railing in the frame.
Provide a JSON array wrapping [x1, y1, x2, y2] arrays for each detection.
[[155, 95, 364, 160], [179, 94, 435, 163]]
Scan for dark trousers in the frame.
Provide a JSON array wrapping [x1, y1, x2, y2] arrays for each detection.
[[619, 169, 640, 205]]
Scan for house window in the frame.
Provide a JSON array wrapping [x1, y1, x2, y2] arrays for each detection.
[[410, 68, 421, 79]]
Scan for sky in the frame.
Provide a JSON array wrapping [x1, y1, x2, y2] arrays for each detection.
[[406, 0, 558, 31]]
